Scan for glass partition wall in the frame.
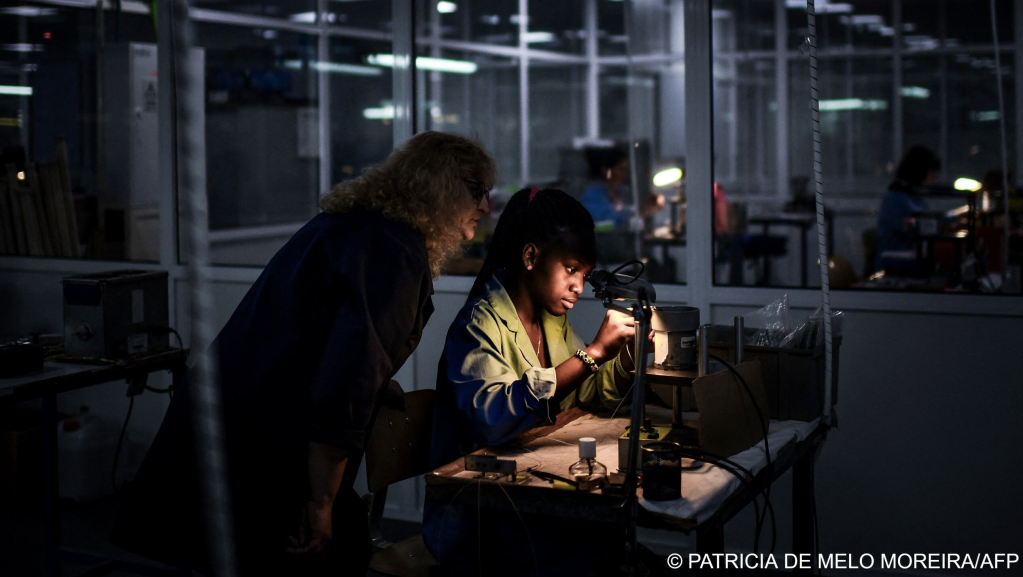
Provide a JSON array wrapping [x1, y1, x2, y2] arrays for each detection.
[[2, 0, 1019, 295]]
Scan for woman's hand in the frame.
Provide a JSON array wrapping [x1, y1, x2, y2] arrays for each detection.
[[287, 498, 334, 555], [619, 328, 655, 372], [587, 310, 636, 363]]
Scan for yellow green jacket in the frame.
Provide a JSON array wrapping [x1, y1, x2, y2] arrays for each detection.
[[428, 275, 623, 469]]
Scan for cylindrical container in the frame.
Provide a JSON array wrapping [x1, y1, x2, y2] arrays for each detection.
[[650, 306, 700, 370], [641, 441, 683, 501]]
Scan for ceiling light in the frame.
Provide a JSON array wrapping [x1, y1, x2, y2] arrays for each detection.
[[0, 6, 57, 17], [289, 11, 317, 23], [818, 98, 888, 111], [437, 1, 457, 14], [363, 105, 395, 120], [368, 54, 477, 74], [282, 59, 382, 76], [0, 85, 33, 96], [523, 31, 555, 43], [901, 86, 930, 99]]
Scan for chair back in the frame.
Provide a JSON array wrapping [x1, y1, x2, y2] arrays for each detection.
[[365, 387, 435, 493]]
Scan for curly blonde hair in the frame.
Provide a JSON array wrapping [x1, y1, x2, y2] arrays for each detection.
[[320, 132, 498, 277]]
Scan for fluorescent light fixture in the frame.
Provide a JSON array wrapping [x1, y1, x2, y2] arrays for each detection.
[[2, 43, 43, 53], [282, 59, 382, 76], [850, 14, 884, 25], [970, 110, 1001, 122], [368, 53, 477, 74], [523, 31, 555, 43], [901, 86, 930, 99], [653, 168, 683, 187], [0, 85, 32, 96], [904, 35, 939, 50], [363, 105, 395, 120], [819, 98, 888, 111], [0, 6, 57, 16], [954, 177, 982, 192], [437, 1, 457, 14], [289, 11, 317, 22], [785, 0, 851, 13]]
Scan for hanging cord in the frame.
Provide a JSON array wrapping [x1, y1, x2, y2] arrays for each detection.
[[623, 1, 643, 261], [172, 0, 237, 575], [111, 396, 135, 493], [990, 0, 1012, 280], [806, 1, 834, 426]]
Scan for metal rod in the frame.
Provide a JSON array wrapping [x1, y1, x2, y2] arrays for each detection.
[[672, 386, 683, 428], [624, 298, 651, 575], [734, 315, 744, 364], [698, 324, 710, 376]]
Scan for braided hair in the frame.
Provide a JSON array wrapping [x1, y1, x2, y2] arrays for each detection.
[[468, 188, 597, 303]]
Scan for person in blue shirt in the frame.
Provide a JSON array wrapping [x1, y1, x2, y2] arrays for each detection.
[[875, 145, 941, 272], [582, 147, 633, 229], [112, 132, 497, 577]]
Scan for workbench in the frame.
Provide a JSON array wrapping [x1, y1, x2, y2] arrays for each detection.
[[0, 349, 189, 577], [426, 405, 827, 567]]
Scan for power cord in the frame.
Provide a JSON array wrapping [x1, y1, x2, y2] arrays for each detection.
[[679, 447, 777, 555], [111, 395, 134, 493]]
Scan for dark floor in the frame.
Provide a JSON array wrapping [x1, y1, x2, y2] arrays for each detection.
[[0, 491, 422, 577]]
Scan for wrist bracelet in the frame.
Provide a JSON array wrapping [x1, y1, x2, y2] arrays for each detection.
[[574, 349, 599, 374]]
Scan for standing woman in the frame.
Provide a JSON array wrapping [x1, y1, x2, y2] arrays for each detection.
[[112, 132, 497, 576]]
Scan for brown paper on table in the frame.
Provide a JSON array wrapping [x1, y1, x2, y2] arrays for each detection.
[[693, 359, 769, 458]]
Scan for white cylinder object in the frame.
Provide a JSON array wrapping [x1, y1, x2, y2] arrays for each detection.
[[579, 437, 597, 459]]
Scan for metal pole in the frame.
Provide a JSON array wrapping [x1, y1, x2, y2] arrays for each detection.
[[698, 323, 709, 376], [171, 1, 237, 574], [585, 0, 599, 139], [990, 0, 1012, 278], [624, 298, 651, 575], [392, 0, 416, 147], [317, 0, 331, 194], [734, 315, 744, 363], [519, 0, 530, 185]]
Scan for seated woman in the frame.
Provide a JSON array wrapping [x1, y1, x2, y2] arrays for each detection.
[[424, 187, 639, 577], [875, 145, 941, 272]]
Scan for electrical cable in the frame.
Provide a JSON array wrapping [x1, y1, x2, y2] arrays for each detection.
[[675, 449, 775, 553], [111, 395, 134, 493], [805, 0, 834, 426], [680, 447, 777, 555], [989, 0, 1012, 280], [812, 457, 822, 576], [168, 327, 184, 350]]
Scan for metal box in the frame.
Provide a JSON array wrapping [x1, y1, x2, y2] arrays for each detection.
[[62, 270, 169, 359]]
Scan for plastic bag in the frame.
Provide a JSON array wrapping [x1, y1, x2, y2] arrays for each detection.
[[780, 307, 845, 349], [744, 295, 792, 347]]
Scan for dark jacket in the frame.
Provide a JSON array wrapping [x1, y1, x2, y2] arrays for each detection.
[[111, 209, 434, 575]]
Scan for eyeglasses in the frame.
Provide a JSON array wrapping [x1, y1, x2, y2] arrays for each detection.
[[463, 178, 491, 204]]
